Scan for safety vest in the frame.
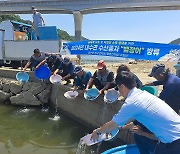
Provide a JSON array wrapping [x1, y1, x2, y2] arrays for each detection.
[[97, 69, 110, 86]]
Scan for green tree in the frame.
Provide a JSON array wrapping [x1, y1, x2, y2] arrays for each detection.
[[0, 14, 32, 25], [57, 29, 73, 41]]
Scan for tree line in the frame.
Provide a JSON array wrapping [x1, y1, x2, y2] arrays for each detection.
[[0, 14, 88, 41]]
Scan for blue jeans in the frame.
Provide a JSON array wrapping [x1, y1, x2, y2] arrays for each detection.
[[134, 134, 157, 154], [154, 139, 180, 154]]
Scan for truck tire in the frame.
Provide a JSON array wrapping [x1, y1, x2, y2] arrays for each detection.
[[0, 60, 4, 67], [11, 61, 21, 69]]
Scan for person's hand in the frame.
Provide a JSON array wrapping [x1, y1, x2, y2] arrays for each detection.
[[62, 77, 65, 81], [72, 87, 76, 92], [130, 125, 143, 136], [84, 88, 89, 92], [90, 129, 100, 143], [22, 68, 26, 72], [82, 89, 86, 94], [99, 90, 104, 95], [53, 72, 57, 76]]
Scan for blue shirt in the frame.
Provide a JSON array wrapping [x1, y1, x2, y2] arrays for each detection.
[[58, 62, 75, 76], [30, 52, 49, 67], [153, 73, 180, 113], [112, 87, 180, 143], [33, 12, 43, 27], [46, 55, 62, 69], [75, 71, 92, 88]]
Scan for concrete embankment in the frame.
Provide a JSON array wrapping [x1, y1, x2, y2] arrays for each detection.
[[0, 67, 134, 144], [49, 84, 134, 144]]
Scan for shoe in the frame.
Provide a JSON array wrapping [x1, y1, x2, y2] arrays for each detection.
[[64, 80, 71, 85]]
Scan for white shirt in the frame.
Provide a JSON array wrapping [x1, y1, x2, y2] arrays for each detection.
[[33, 12, 43, 27], [112, 87, 180, 143]]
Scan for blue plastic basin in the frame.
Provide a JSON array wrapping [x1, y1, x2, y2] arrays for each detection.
[[16, 72, 29, 83], [102, 144, 140, 154], [35, 65, 50, 80], [84, 88, 99, 101]]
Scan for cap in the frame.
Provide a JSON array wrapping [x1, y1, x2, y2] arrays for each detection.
[[97, 60, 106, 69], [148, 64, 165, 77], [63, 57, 70, 64], [33, 48, 40, 54], [31, 6, 37, 10], [74, 66, 83, 74], [51, 55, 57, 60]]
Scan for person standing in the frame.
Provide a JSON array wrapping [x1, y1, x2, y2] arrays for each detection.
[[31, 6, 45, 40], [90, 71, 180, 154]]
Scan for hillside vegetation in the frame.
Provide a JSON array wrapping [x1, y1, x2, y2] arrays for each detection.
[[170, 38, 180, 45], [0, 14, 88, 41]]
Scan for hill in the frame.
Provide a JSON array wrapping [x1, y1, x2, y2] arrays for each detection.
[[169, 38, 180, 45]]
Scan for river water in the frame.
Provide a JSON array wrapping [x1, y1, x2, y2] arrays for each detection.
[[0, 103, 89, 154]]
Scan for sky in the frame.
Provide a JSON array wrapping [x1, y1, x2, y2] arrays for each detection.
[[19, 10, 180, 44]]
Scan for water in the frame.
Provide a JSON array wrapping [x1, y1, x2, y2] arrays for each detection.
[[0, 103, 89, 154], [80, 55, 129, 64], [76, 139, 86, 154]]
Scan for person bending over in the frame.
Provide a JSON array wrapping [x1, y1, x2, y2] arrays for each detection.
[[85, 60, 116, 95], [91, 71, 180, 154]]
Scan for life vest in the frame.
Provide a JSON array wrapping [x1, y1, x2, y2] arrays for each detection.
[[97, 69, 110, 86]]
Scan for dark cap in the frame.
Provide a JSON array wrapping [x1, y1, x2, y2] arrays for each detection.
[[74, 66, 83, 74], [97, 60, 106, 69], [63, 57, 70, 64], [33, 48, 40, 54], [51, 55, 57, 60], [148, 64, 165, 77], [31, 6, 37, 10]]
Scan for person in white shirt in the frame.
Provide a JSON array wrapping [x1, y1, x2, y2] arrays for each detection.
[[31, 6, 45, 40], [91, 71, 180, 154]]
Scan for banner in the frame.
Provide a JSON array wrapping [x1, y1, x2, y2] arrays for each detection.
[[62, 40, 180, 62]]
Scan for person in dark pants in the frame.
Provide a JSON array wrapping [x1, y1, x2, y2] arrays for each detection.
[[85, 60, 116, 95], [130, 63, 180, 154], [90, 71, 180, 154], [145, 63, 180, 114], [35, 54, 63, 73], [23, 48, 50, 71], [116, 64, 156, 154], [73, 66, 92, 93], [53, 57, 75, 85], [133, 121, 158, 154]]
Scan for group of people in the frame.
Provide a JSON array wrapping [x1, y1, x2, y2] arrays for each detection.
[[23, 48, 180, 154]]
